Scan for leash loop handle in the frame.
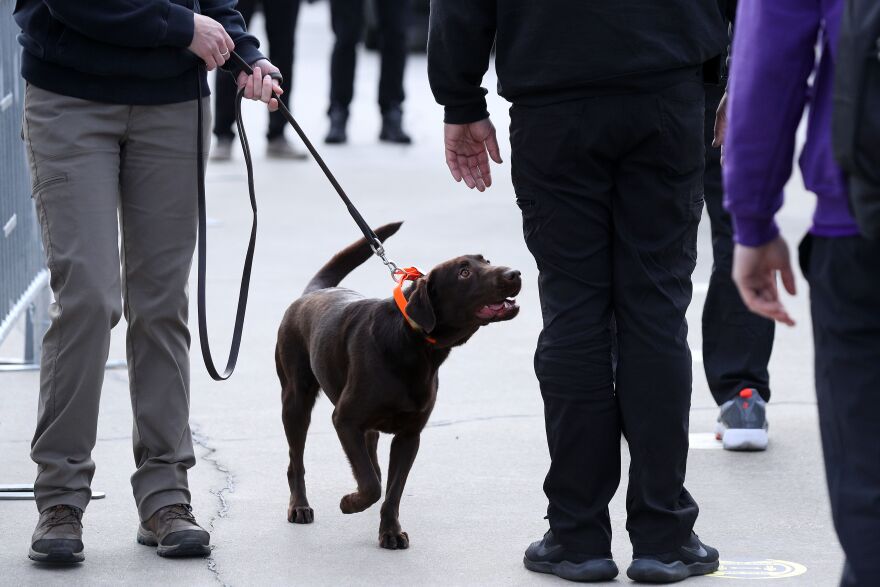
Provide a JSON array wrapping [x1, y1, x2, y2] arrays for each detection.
[[195, 64, 258, 381]]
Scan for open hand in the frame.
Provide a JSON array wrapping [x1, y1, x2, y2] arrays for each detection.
[[236, 60, 283, 112], [444, 119, 503, 192], [732, 236, 797, 326]]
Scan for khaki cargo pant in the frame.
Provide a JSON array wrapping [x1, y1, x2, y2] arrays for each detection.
[[22, 84, 210, 521]]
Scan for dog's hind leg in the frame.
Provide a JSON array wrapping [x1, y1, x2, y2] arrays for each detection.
[[378, 433, 420, 549], [279, 348, 319, 524], [333, 410, 382, 514], [366, 430, 381, 484]]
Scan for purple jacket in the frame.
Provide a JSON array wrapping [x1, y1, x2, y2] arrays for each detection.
[[723, 0, 859, 246]]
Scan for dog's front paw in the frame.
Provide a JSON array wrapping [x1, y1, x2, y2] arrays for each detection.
[[340, 488, 380, 514], [379, 530, 409, 550], [288, 505, 314, 524]]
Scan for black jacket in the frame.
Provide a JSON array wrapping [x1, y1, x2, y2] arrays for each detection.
[[720, 0, 737, 24], [428, 0, 728, 124], [14, 0, 263, 105]]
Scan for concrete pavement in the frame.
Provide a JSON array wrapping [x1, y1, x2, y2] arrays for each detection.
[[0, 4, 842, 585]]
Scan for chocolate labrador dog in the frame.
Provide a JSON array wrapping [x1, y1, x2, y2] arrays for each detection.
[[276, 222, 521, 549]]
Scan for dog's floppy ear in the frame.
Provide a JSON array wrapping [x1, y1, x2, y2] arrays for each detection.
[[406, 278, 436, 334]]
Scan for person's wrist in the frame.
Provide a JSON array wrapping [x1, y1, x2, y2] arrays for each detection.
[[732, 215, 780, 248], [443, 101, 489, 125]]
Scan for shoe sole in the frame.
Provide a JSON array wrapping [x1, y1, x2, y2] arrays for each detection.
[[627, 559, 719, 583], [379, 135, 412, 144], [523, 556, 619, 582], [28, 546, 84, 564], [715, 423, 768, 451], [137, 527, 211, 558]]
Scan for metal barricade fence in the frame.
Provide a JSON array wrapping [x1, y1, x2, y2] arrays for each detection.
[[0, 0, 50, 371]]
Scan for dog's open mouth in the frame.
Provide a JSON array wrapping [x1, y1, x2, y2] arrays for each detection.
[[476, 299, 519, 321]]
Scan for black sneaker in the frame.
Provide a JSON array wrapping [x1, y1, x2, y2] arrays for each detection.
[[715, 388, 769, 451], [523, 530, 619, 582], [29, 505, 85, 564], [627, 532, 719, 583]]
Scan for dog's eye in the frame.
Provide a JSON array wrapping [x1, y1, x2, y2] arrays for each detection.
[[459, 267, 471, 279]]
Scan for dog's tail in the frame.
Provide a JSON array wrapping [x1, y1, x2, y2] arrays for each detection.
[[303, 221, 403, 295]]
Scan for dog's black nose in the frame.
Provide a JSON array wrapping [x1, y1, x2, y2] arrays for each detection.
[[503, 269, 521, 281]]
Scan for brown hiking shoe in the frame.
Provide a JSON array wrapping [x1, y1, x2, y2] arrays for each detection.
[[137, 504, 210, 558], [29, 505, 84, 563]]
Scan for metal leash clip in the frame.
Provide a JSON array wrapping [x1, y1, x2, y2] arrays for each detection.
[[371, 242, 400, 279]]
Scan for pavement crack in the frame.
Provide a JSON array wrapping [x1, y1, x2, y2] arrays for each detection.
[[191, 424, 235, 587]]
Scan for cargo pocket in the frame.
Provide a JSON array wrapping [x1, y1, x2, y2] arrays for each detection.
[[31, 174, 67, 199], [656, 82, 706, 179]]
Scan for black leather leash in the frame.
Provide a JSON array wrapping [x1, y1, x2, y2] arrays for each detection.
[[195, 52, 398, 381]]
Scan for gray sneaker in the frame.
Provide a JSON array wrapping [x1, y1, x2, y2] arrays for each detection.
[[267, 136, 308, 160], [211, 137, 233, 162], [716, 388, 769, 451], [29, 505, 84, 563]]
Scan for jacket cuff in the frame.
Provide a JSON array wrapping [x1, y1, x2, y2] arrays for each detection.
[[444, 100, 490, 125], [162, 3, 194, 47], [230, 43, 266, 75], [732, 215, 780, 247]]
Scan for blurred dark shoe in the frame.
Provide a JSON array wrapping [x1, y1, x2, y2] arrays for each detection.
[[211, 137, 233, 162], [267, 136, 308, 160], [716, 388, 769, 451], [137, 504, 210, 558], [523, 530, 618, 582], [325, 108, 348, 144], [627, 532, 719, 583], [29, 504, 84, 564], [380, 107, 412, 144]]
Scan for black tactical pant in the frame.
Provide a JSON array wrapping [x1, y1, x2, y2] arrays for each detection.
[[511, 71, 705, 555], [328, 0, 408, 113], [701, 84, 775, 404], [801, 235, 880, 586]]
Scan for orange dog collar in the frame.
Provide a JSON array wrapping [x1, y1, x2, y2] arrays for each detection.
[[393, 267, 437, 344]]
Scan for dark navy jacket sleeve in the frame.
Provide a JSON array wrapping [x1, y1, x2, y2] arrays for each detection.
[[202, 0, 264, 67]]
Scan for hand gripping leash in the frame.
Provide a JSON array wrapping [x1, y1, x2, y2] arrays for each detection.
[[195, 52, 399, 381]]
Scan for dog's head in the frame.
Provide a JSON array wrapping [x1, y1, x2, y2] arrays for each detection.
[[405, 255, 521, 343]]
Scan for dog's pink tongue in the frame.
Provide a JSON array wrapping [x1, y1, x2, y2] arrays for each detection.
[[477, 303, 505, 319]]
